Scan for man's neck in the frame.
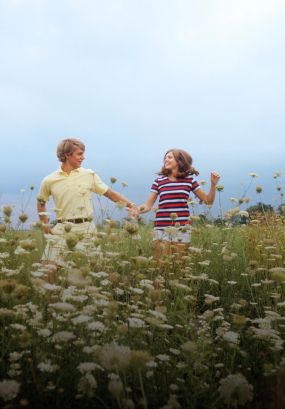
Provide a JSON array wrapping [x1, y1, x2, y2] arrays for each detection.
[[61, 163, 79, 174]]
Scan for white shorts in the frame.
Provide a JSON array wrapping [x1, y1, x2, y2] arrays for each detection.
[[153, 226, 192, 243]]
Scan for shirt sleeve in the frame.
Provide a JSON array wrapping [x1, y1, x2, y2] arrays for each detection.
[[37, 178, 51, 203], [191, 177, 200, 192], [150, 179, 159, 193], [92, 173, 109, 195]]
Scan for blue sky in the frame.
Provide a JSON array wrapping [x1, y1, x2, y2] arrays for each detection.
[[0, 0, 284, 222]]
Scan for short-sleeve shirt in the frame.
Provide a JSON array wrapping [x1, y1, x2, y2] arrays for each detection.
[[151, 175, 200, 229], [37, 167, 108, 220]]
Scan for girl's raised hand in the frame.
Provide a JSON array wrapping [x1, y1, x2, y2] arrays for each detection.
[[211, 171, 220, 185]]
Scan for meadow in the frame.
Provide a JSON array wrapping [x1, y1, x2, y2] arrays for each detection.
[[0, 176, 285, 409]]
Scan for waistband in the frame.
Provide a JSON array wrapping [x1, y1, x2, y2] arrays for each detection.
[[57, 218, 91, 224]]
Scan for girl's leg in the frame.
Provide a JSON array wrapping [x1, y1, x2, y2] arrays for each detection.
[[153, 241, 189, 260], [170, 242, 189, 258], [152, 240, 171, 263]]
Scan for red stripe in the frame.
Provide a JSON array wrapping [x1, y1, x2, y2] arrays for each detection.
[[155, 221, 191, 227], [159, 203, 189, 208], [160, 194, 188, 200], [156, 212, 190, 217], [160, 186, 191, 191]]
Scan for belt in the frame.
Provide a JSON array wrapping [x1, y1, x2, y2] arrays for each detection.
[[57, 218, 91, 224]]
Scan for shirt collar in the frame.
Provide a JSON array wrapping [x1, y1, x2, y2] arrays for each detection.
[[58, 167, 81, 175]]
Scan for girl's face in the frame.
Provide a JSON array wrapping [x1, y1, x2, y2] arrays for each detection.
[[164, 151, 178, 174]]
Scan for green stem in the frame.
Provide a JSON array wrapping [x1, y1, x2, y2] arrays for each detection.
[[138, 369, 148, 409]]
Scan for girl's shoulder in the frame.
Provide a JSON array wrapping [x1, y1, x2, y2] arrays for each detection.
[[182, 174, 197, 181], [153, 176, 168, 184]]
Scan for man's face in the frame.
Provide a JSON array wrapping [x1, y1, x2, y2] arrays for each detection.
[[66, 148, 85, 169]]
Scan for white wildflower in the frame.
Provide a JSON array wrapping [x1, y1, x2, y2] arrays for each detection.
[[156, 354, 170, 362], [71, 315, 92, 325], [99, 342, 131, 370], [48, 302, 76, 313], [0, 379, 21, 401], [52, 331, 76, 343], [128, 317, 146, 328], [130, 287, 144, 295], [218, 373, 253, 406], [89, 271, 109, 278], [169, 348, 180, 356], [77, 362, 103, 374], [204, 294, 220, 305], [10, 324, 26, 331], [37, 328, 52, 337], [38, 360, 59, 373], [223, 331, 240, 345], [87, 321, 106, 332], [149, 310, 167, 321], [77, 373, 97, 398]]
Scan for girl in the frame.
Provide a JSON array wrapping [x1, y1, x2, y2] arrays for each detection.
[[135, 149, 220, 260]]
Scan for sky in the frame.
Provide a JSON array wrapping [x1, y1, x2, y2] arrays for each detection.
[[0, 0, 284, 223]]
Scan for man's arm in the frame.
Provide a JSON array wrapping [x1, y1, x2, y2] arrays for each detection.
[[37, 199, 51, 234], [103, 188, 135, 209]]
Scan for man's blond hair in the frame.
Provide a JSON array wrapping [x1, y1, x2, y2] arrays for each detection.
[[56, 138, 85, 163]]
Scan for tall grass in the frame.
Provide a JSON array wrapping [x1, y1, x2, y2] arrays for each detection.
[[0, 179, 285, 408]]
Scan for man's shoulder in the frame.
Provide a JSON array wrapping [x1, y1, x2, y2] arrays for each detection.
[[79, 167, 95, 175], [41, 169, 61, 182]]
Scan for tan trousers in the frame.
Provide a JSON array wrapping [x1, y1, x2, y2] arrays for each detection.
[[42, 221, 97, 263]]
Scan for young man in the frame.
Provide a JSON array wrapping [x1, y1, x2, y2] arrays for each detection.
[[37, 138, 136, 264]]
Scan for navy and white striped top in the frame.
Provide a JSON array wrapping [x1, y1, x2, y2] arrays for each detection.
[[151, 175, 200, 229]]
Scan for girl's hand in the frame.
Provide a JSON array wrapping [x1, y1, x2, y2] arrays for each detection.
[[211, 171, 220, 186], [128, 206, 139, 219]]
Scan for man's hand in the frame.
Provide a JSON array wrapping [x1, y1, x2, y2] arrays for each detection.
[[128, 206, 139, 219]]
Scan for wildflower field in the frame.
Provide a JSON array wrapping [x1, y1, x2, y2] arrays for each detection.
[[1, 178, 285, 409]]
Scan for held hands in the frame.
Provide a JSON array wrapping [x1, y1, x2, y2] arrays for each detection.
[[128, 205, 140, 219], [210, 171, 221, 186]]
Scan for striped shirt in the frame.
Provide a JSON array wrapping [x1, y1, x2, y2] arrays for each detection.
[[151, 175, 200, 229]]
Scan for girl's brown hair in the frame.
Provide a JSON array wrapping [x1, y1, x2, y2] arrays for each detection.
[[56, 138, 85, 163], [158, 149, 199, 178]]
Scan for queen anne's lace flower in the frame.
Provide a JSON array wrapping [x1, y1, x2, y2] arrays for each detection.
[[218, 373, 253, 406], [0, 379, 21, 401]]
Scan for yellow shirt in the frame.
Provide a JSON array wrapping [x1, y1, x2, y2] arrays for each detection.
[[37, 167, 109, 220]]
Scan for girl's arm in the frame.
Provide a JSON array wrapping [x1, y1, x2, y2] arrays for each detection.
[[194, 171, 220, 205], [138, 192, 158, 214]]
